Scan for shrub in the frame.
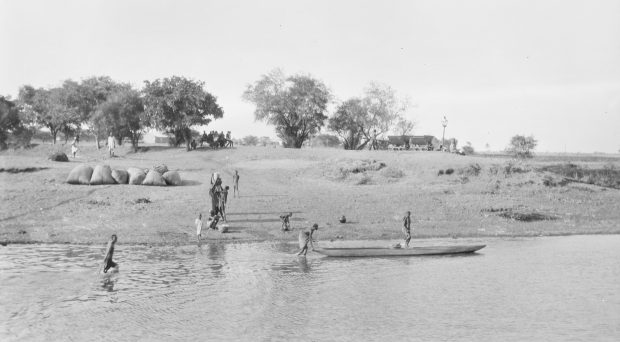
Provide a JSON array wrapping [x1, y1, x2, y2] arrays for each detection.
[[437, 169, 444, 176], [506, 135, 537, 158], [460, 163, 481, 176], [380, 166, 404, 179], [445, 168, 454, 175], [462, 142, 475, 155], [355, 173, 372, 185], [48, 152, 69, 162]]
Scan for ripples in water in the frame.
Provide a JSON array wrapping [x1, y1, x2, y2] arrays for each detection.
[[1, 236, 620, 341]]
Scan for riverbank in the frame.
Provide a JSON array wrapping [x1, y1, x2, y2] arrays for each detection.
[[1, 143, 619, 246]]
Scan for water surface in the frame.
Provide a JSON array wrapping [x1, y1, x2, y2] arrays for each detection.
[[1, 236, 619, 341]]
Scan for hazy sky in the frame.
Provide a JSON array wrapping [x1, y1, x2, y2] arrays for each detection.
[[2, 0, 619, 152]]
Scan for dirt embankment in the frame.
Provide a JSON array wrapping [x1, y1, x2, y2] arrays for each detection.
[[1, 144, 619, 246]]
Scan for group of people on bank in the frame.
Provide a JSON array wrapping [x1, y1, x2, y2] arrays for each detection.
[[100, 167, 415, 271]]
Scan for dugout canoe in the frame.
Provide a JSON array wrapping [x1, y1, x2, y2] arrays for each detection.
[[313, 245, 485, 257]]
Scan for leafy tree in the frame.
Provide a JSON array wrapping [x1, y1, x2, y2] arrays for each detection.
[[507, 135, 537, 158], [243, 69, 331, 148], [258, 136, 273, 146], [0, 96, 23, 149], [395, 117, 415, 136], [73, 76, 121, 149], [310, 134, 341, 148], [328, 98, 366, 150], [242, 135, 259, 146], [142, 76, 223, 151], [462, 141, 475, 155], [97, 86, 145, 151], [18, 81, 80, 144], [329, 82, 409, 150]]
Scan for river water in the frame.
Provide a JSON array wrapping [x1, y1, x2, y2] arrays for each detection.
[[1, 235, 619, 341]]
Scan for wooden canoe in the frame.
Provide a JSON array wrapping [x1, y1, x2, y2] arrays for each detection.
[[313, 245, 485, 257]]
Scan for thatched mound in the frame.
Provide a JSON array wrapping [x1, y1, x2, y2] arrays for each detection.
[[127, 167, 146, 185], [162, 171, 182, 186], [152, 164, 169, 175], [66, 165, 93, 185], [90, 165, 116, 185], [49, 152, 69, 162], [111, 169, 129, 184], [142, 169, 167, 186]]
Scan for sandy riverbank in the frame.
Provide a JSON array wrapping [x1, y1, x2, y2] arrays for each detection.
[[1, 143, 619, 246]]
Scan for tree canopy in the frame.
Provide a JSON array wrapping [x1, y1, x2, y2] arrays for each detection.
[[243, 69, 331, 148], [142, 76, 223, 151], [97, 86, 144, 151], [328, 82, 409, 150], [18, 81, 81, 144], [507, 135, 538, 158], [0, 96, 23, 149]]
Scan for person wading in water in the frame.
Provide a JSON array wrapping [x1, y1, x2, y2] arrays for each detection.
[[297, 223, 319, 255], [102, 234, 118, 273]]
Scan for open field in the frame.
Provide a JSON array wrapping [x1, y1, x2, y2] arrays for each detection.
[[1, 143, 619, 246]]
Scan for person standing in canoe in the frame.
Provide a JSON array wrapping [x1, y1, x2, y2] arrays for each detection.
[[297, 223, 319, 255], [101, 234, 118, 273], [402, 211, 412, 248]]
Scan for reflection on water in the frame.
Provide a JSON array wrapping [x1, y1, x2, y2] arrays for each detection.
[[1, 236, 620, 341]]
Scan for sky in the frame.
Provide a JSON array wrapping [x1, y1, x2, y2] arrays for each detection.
[[1, 0, 619, 153]]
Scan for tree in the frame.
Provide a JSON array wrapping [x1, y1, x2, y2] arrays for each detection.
[[328, 82, 409, 150], [462, 141, 475, 155], [395, 117, 415, 136], [74, 76, 121, 149], [242, 135, 259, 146], [142, 76, 223, 151], [328, 98, 366, 150], [258, 136, 272, 146], [310, 134, 341, 148], [18, 81, 80, 144], [507, 135, 537, 158], [97, 86, 145, 152], [0, 96, 22, 149], [243, 69, 331, 148]]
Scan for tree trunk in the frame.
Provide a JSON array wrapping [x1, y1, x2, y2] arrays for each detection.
[[51, 131, 57, 145]]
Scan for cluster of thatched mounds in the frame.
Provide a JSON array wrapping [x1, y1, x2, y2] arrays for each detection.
[[66, 164, 182, 186]]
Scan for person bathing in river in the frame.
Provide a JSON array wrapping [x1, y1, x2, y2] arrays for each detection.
[[102, 234, 118, 273], [402, 211, 412, 248], [195, 213, 203, 242], [280, 212, 293, 232], [232, 170, 240, 198], [297, 223, 319, 255]]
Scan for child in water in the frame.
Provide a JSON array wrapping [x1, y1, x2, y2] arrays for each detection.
[[298, 232, 311, 256], [102, 234, 118, 273], [280, 212, 293, 232], [297, 223, 319, 255], [195, 213, 203, 242]]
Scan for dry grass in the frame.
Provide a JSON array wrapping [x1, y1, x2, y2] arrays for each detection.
[[1, 143, 619, 245]]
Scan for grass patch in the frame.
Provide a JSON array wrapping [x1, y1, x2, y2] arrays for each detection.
[[86, 199, 110, 206], [379, 166, 404, 179], [0, 167, 49, 173], [498, 211, 557, 222], [539, 163, 620, 189], [327, 159, 386, 182]]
